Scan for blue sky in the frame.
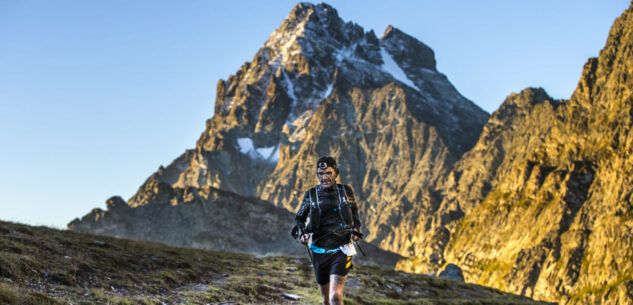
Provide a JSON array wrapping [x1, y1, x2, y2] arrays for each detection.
[[0, 1, 629, 228]]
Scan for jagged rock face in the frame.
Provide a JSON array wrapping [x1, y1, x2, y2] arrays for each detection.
[[399, 4, 633, 305], [69, 2, 485, 267]]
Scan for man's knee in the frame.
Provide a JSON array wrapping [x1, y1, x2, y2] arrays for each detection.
[[321, 292, 330, 305], [329, 293, 343, 305], [319, 284, 330, 305]]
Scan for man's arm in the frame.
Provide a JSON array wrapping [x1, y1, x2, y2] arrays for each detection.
[[295, 190, 311, 232]]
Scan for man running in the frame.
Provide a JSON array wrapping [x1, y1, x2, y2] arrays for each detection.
[[295, 156, 362, 305]]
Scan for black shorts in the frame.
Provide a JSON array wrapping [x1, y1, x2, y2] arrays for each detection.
[[312, 250, 353, 285]]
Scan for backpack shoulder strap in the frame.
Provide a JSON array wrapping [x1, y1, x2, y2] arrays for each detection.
[[309, 187, 321, 213], [337, 184, 349, 203], [342, 184, 351, 202]]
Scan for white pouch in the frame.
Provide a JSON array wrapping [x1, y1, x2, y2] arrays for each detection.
[[340, 242, 357, 256]]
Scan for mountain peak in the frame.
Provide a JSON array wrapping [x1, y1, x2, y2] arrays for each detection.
[[380, 24, 436, 71], [271, 2, 347, 43], [289, 2, 339, 21]]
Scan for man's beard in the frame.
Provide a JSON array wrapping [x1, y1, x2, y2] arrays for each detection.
[[320, 178, 335, 187]]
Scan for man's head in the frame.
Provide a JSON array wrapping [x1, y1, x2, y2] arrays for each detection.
[[316, 156, 339, 188]]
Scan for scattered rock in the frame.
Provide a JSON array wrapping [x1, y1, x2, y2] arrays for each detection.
[[282, 293, 301, 300], [394, 285, 403, 294], [286, 266, 297, 271], [257, 272, 267, 276], [346, 276, 361, 289], [291, 259, 308, 265], [437, 263, 464, 282], [187, 283, 208, 292], [91, 240, 106, 247]]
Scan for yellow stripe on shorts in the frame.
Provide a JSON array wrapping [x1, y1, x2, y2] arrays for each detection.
[[346, 256, 351, 269]]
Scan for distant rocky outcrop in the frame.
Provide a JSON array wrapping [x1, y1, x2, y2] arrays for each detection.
[[437, 263, 464, 282]]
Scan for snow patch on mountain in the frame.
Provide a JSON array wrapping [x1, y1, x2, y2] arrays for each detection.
[[237, 137, 280, 163], [282, 69, 298, 112], [237, 138, 254, 154], [336, 44, 355, 63], [283, 79, 334, 134], [380, 47, 418, 90]]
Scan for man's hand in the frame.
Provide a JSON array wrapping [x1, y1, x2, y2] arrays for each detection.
[[300, 233, 310, 245], [352, 228, 360, 242]]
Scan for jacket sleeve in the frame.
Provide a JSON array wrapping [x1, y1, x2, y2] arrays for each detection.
[[344, 185, 362, 230], [295, 190, 311, 231]]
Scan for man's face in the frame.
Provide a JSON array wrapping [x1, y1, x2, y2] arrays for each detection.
[[317, 166, 338, 188]]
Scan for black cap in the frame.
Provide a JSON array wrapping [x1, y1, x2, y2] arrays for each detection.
[[317, 156, 337, 170]]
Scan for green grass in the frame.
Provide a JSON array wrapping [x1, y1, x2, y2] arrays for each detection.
[[0, 220, 550, 304]]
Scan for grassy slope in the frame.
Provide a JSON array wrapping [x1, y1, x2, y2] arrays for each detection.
[[0, 220, 551, 305]]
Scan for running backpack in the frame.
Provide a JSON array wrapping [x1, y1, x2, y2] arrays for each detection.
[[305, 184, 355, 233]]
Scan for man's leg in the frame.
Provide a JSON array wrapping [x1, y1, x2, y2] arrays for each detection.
[[329, 274, 347, 305], [318, 283, 330, 305]]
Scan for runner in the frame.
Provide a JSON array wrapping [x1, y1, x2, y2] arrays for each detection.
[[294, 156, 362, 305]]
